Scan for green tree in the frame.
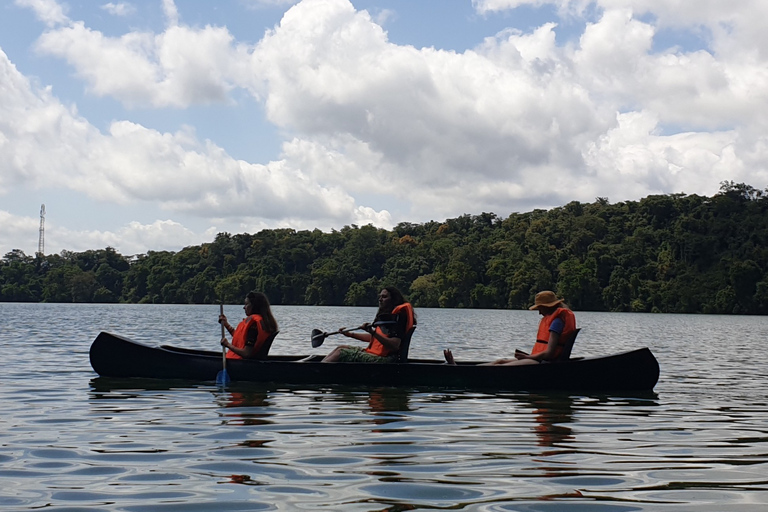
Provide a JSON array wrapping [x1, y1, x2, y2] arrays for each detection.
[[70, 271, 98, 302]]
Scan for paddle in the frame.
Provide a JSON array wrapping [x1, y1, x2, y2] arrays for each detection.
[[311, 319, 398, 348], [311, 325, 364, 348], [216, 303, 231, 385]]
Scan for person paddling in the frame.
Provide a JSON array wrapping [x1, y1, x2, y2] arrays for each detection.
[[322, 286, 416, 363], [220, 291, 279, 360], [444, 290, 576, 366]]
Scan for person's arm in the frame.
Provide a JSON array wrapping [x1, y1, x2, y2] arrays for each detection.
[[341, 328, 372, 343], [340, 316, 403, 350], [366, 312, 406, 352], [516, 317, 563, 362], [530, 330, 560, 361]]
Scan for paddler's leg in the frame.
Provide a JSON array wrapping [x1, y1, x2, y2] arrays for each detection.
[[322, 345, 355, 362], [496, 358, 539, 366], [321, 346, 344, 362]]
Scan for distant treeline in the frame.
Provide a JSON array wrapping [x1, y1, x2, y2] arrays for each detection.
[[3, 182, 768, 314]]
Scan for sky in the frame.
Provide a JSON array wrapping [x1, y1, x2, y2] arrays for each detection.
[[1, 0, 767, 257]]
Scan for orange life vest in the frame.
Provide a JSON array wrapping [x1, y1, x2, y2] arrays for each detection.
[[365, 303, 415, 357], [393, 302, 415, 331], [531, 308, 576, 360], [227, 314, 271, 360]]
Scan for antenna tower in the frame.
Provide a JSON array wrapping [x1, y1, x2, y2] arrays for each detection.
[[38, 204, 46, 257]]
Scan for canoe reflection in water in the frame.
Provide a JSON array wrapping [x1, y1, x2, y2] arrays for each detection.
[[214, 386, 413, 430]]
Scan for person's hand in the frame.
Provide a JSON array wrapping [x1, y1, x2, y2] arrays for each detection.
[[220, 336, 230, 348], [361, 322, 373, 333], [218, 314, 227, 325]]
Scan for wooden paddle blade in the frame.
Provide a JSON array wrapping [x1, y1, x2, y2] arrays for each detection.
[[311, 329, 326, 348]]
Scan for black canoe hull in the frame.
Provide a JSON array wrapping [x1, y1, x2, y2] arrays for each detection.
[[89, 332, 660, 392]]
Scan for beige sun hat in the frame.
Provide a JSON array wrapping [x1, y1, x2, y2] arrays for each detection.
[[529, 290, 564, 310]]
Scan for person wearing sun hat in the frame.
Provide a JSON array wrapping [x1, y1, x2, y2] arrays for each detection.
[[443, 290, 577, 366], [528, 290, 564, 310], [520, 290, 577, 358]]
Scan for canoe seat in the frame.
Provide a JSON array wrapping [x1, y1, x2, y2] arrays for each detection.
[[396, 327, 416, 363], [255, 330, 279, 359], [557, 328, 580, 361]]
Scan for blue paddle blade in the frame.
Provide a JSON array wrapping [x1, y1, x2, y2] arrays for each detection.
[[216, 369, 230, 385]]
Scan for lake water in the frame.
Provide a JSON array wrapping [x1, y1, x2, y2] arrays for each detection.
[[1, 302, 767, 511]]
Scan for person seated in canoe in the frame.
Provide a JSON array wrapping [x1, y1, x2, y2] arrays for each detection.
[[322, 286, 416, 363], [219, 291, 279, 360], [444, 290, 576, 366]]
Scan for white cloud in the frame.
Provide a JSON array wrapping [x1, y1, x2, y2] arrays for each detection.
[[90, 219, 202, 255], [571, 9, 768, 133], [242, 0, 300, 8], [248, 0, 608, 214], [371, 8, 396, 26], [5, 0, 768, 254], [0, 210, 39, 257], [101, 2, 135, 17], [0, 51, 95, 194], [162, 0, 179, 27], [474, 0, 768, 60], [582, 111, 757, 199], [247, 0, 768, 213], [14, 0, 69, 27], [22, 0, 762, 215], [0, 45, 390, 255], [32, 14, 251, 107], [0, 210, 205, 256]]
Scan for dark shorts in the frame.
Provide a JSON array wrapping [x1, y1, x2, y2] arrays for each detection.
[[337, 347, 397, 363]]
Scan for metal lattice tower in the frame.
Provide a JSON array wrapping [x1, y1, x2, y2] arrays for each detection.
[[38, 204, 45, 257]]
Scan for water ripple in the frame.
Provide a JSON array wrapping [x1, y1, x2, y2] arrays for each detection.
[[1, 304, 768, 510]]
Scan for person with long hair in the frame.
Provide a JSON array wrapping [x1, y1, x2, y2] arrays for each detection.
[[219, 291, 279, 360], [322, 286, 416, 363], [444, 290, 576, 366]]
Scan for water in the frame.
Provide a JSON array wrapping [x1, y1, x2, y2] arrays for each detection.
[[1, 303, 767, 511]]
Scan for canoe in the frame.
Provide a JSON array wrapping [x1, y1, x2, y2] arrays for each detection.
[[89, 332, 660, 392]]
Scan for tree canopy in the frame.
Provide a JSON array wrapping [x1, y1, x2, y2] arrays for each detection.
[[3, 182, 768, 314]]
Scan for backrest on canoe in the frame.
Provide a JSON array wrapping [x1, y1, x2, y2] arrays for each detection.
[[557, 328, 580, 361], [255, 330, 279, 359], [397, 327, 416, 363]]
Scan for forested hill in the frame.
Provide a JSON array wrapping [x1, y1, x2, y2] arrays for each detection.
[[3, 182, 768, 314]]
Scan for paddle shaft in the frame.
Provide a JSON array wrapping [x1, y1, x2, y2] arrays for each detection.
[[329, 320, 397, 339], [311, 320, 398, 348], [311, 325, 362, 348], [331, 325, 365, 338], [220, 304, 226, 367]]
